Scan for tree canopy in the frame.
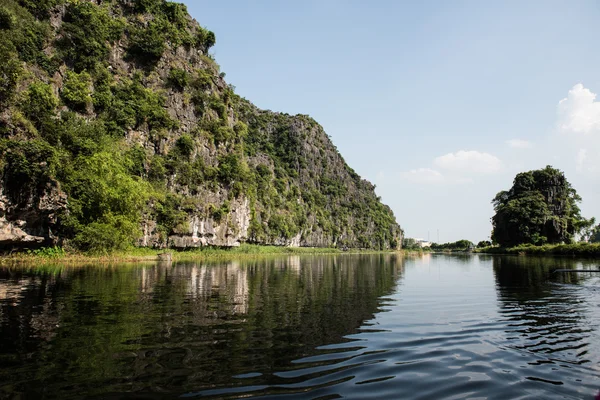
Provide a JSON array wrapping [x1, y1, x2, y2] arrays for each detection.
[[582, 223, 600, 243], [491, 166, 593, 247], [430, 240, 474, 251]]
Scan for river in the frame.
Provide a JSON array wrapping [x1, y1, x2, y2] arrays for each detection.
[[1, 254, 599, 399]]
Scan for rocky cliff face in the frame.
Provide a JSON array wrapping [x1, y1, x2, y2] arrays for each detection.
[[0, 180, 67, 249], [0, 0, 402, 251], [491, 166, 584, 246]]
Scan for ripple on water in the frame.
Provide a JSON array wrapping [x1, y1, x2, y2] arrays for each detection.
[[2, 255, 600, 399], [187, 262, 600, 399]]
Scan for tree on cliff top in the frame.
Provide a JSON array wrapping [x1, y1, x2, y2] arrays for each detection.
[[491, 166, 593, 247]]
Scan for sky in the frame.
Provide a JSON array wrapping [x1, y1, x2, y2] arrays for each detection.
[[183, 0, 600, 243]]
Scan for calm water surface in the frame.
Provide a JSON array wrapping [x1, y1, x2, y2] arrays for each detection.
[[1, 254, 600, 399]]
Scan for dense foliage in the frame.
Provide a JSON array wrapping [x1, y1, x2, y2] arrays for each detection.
[[0, 0, 401, 252], [582, 223, 600, 243], [430, 240, 474, 251], [58, 1, 124, 72], [491, 166, 593, 247], [402, 238, 423, 250], [590, 227, 600, 243]]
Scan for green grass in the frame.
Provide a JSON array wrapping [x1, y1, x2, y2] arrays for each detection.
[[165, 244, 345, 261], [25, 246, 66, 258], [1, 244, 405, 266], [474, 243, 600, 257]]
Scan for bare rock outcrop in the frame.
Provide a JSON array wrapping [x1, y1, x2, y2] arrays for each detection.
[[0, 182, 67, 250]]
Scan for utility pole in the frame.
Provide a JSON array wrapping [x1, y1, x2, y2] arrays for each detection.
[[437, 229, 439, 243]]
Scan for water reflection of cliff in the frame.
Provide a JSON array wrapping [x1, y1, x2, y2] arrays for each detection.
[[493, 256, 599, 365], [0, 254, 404, 398]]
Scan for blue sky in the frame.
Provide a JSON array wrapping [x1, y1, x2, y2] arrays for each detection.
[[183, 0, 600, 243]]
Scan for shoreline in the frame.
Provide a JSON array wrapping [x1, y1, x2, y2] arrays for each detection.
[[0, 244, 405, 265], [5, 243, 599, 266], [473, 243, 600, 257]]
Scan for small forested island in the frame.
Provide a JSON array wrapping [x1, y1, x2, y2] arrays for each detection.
[[482, 166, 599, 256], [0, 0, 402, 256], [402, 166, 600, 257]]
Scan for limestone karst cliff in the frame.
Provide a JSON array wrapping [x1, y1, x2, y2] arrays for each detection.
[[0, 0, 402, 251]]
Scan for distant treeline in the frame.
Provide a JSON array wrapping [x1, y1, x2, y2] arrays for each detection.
[[403, 239, 476, 252], [430, 240, 474, 251], [475, 243, 600, 257]]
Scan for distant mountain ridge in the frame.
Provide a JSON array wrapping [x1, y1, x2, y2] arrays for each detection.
[[0, 0, 403, 251]]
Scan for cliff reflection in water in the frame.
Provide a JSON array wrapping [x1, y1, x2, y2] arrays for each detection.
[[0, 254, 404, 398]]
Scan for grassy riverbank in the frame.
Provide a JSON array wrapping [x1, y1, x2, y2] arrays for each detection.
[[474, 243, 600, 257], [0, 244, 403, 265]]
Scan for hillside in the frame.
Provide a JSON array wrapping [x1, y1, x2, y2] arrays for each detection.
[[0, 0, 402, 251]]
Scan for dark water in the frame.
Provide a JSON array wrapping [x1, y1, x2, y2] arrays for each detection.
[[1, 254, 600, 399]]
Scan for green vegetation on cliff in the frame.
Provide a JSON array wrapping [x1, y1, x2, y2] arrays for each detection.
[[491, 166, 593, 247], [0, 0, 402, 252]]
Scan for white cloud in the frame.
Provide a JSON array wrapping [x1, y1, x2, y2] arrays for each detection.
[[576, 149, 587, 172], [399, 168, 475, 185], [574, 148, 598, 174], [558, 83, 600, 135], [506, 139, 532, 149], [433, 150, 503, 174], [401, 150, 501, 186], [555, 84, 600, 175], [400, 168, 444, 184]]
